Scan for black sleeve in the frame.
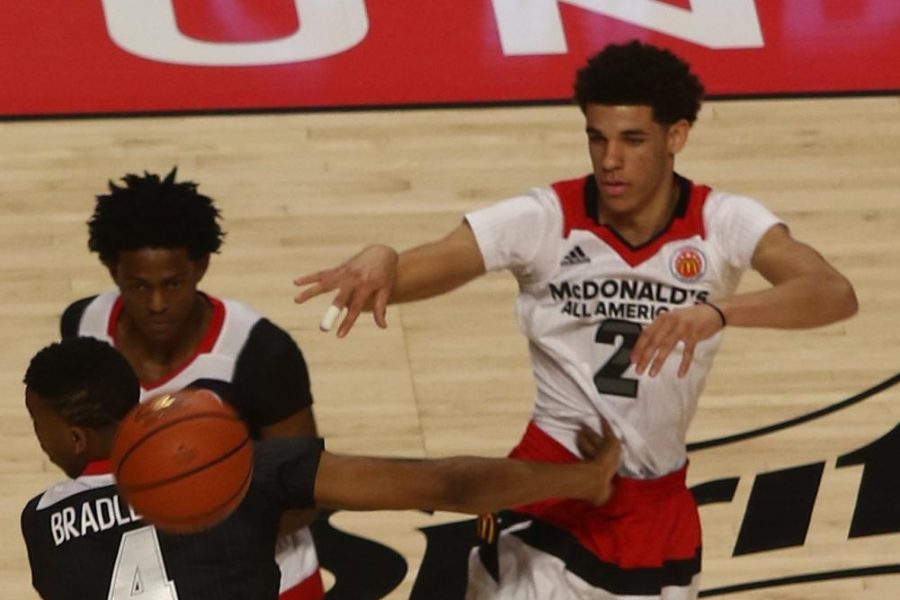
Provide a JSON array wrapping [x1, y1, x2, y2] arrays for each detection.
[[60, 297, 96, 339], [231, 319, 314, 429], [253, 437, 324, 511], [21, 497, 45, 596]]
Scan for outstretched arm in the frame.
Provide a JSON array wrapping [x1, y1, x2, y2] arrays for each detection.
[[631, 224, 858, 377], [294, 222, 485, 337], [313, 424, 620, 514]]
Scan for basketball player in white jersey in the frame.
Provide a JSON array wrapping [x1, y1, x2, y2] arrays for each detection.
[[61, 169, 324, 600], [293, 41, 858, 599]]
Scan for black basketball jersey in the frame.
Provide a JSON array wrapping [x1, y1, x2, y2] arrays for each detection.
[[60, 292, 313, 438], [21, 437, 323, 600]]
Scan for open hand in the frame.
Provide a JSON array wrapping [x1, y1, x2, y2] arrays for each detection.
[[294, 245, 399, 337], [630, 302, 725, 378]]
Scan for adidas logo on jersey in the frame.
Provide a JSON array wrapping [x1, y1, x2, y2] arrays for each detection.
[[560, 246, 590, 266]]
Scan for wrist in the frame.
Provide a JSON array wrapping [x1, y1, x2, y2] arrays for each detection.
[[701, 300, 727, 329]]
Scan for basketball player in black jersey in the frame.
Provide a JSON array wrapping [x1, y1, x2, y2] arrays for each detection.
[[21, 337, 620, 600]]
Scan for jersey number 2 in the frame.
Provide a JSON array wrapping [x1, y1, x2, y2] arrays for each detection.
[[107, 526, 179, 599], [593, 319, 642, 398]]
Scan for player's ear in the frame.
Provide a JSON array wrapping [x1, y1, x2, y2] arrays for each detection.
[[193, 254, 210, 282], [666, 119, 690, 155], [103, 258, 119, 282], [70, 426, 89, 455]]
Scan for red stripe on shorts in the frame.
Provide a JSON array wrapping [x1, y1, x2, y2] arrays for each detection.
[[279, 570, 325, 600], [509, 421, 701, 569]]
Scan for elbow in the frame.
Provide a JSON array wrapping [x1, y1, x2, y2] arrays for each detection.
[[439, 462, 478, 514], [835, 275, 859, 321], [434, 459, 493, 515]]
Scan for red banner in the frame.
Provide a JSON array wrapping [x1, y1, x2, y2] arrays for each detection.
[[2, 0, 898, 118]]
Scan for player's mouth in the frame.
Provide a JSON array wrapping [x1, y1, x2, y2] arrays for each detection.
[[145, 318, 175, 336], [600, 180, 627, 196]]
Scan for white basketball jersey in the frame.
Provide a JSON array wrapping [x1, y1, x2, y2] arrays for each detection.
[[466, 175, 781, 478]]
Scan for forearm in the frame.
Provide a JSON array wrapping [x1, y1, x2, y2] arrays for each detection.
[[390, 251, 478, 304], [389, 223, 486, 304], [427, 457, 599, 514], [716, 271, 857, 329], [314, 453, 603, 514]]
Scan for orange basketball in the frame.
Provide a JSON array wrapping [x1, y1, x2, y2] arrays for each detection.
[[111, 388, 253, 534]]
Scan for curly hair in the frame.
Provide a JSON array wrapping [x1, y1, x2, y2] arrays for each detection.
[[87, 167, 225, 265], [573, 40, 705, 125], [24, 337, 139, 428]]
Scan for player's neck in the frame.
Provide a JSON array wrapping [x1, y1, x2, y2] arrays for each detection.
[[80, 430, 116, 475], [118, 294, 212, 370], [601, 179, 679, 247]]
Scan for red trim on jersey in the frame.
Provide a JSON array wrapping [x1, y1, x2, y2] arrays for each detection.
[[196, 294, 226, 354], [108, 293, 227, 390], [107, 298, 123, 339], [552, 175, 712, 268], [279, 570, 325, 600], [81, 459, 113, 476], [509, 421, 700, 569]]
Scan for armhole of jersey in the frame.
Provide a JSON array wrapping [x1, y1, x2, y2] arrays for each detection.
[[21, 495, 40, 541], [60, 297, 96, 338], [234, 319, 314, 420], [703, 191, 783, 269], [236, 319, 309, 387], [255, 437, 324, 509]]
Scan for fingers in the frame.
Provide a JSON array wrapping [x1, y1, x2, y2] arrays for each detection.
[[648, 340, 679, 377], [372, 288, 391, 329], [578, 419, 621, 464], [629, 324, 656, 375], [677, 342, 696, 378], [597, 421, 621, 463], [580, 419, 621, 505], [576, 424, 603, 459], [599, 415, 614, 439], [294, 288, 321, 305], [300, 269, 383, 337], [335, 281, 377, 337], [294, 268, 346, 305], [336, 309, 362, 339], [301, 245, 399, 337], [293, 271, 324, 286], [631, 317, 676, 376], [319, 305, 343, 332], [630, 304, 723, 378]]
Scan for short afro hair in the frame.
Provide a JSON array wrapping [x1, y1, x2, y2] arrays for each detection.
[[574, 40, 705, 125], [24, 337, 139, 428], [87, 167, 225, 266]]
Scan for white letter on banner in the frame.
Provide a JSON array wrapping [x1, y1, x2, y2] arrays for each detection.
[[491, 0, 764, 54], [101, 0, 368, 66]]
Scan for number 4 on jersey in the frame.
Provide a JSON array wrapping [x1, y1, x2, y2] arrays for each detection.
[[107, 526, 179, 599], [593, 319, 642, 398]]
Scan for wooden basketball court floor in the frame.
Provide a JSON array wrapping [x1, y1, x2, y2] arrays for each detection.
[[1, 95, 898, 598]]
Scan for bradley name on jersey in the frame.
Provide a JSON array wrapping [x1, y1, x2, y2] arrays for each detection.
[[47, 493, 141, 547], [550, 277, 710, 321]]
